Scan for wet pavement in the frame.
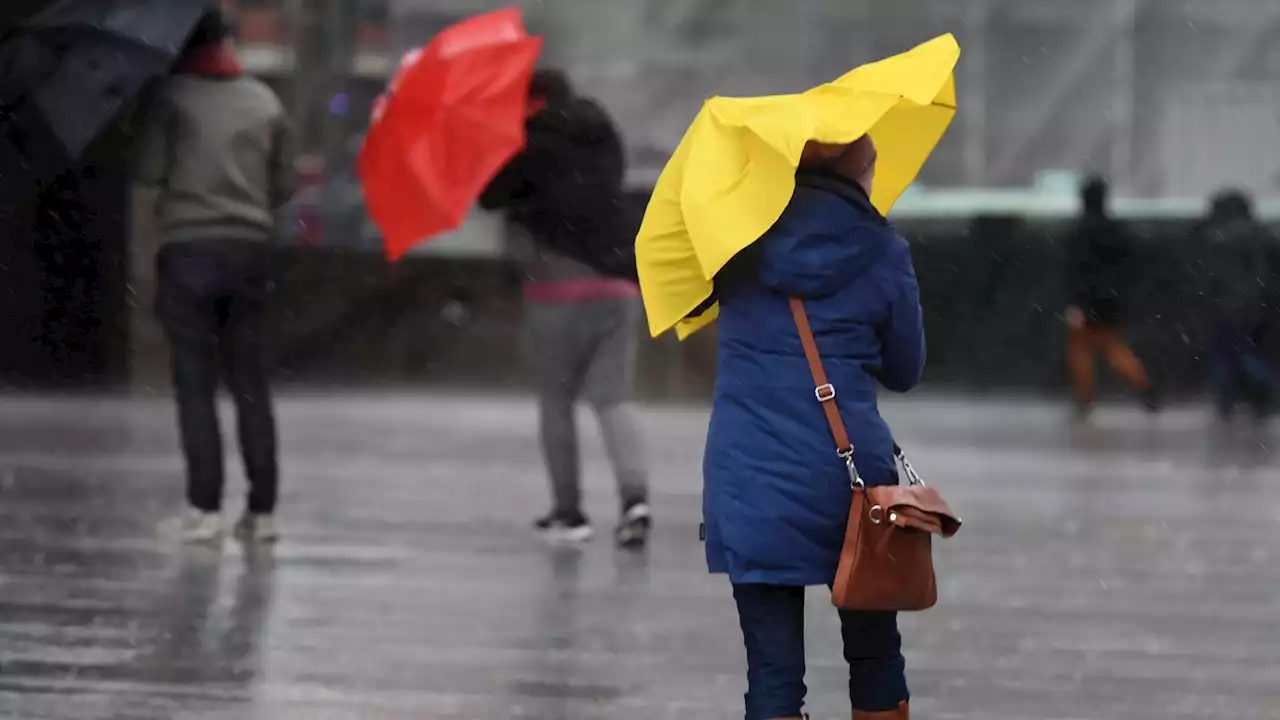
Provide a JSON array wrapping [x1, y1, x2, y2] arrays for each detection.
[[0, 392, 1278, 719]]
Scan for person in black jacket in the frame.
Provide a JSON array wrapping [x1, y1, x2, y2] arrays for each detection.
[[1197, 189, 1280, 420], [1064, 176, 1157, 416], [479, 68, 635, 280], [480, 69, 651, 549]]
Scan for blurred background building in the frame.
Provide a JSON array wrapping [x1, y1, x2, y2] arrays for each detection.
[[226, 0, 1280, 213], [13, 0, 1272, 395]]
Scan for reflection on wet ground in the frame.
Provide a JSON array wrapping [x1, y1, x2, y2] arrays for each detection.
[[0, 394, 1277, 719]]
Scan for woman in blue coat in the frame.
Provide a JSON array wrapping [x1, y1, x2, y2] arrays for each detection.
[[702, 136, 925, 720]]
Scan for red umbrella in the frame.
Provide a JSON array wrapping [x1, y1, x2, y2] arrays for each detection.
[[358, 7, 543, 261]]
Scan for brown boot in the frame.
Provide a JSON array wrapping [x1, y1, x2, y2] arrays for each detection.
[[854, 701, 909, 719]]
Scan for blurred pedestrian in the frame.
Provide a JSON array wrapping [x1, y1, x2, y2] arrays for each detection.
[[703, 137, 920, 719], [136, 9, 297, 543], [1198, 189, 1280, 420], [480, 68, 651, 548], [1064, 175, 1158, 416]]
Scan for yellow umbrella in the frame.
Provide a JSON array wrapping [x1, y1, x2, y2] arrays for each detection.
[[636, 34, 960, 339]]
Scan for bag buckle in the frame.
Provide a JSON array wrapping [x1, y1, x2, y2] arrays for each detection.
[[839, 448, 862, 488], [898, 452, 926, 487], [815, 383, 836, 402]]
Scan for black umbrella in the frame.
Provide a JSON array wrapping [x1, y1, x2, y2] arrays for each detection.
[[0, 0, 211, 205], [0, 0, 55, 40]]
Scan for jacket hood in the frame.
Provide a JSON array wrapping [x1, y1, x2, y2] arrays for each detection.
[[1081, 176, 1109, 217], [1209, 190, 1253, 225], [753, 171, 898, 298], [174, 42, 244, 78]]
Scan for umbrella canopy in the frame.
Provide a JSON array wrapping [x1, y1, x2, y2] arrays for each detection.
[[0, 0, 208, 205], [636, 34, 961, 339], [0, 0, 55, 40], [358, 7, 543, 262]]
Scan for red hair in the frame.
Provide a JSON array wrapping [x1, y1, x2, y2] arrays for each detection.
[[799, 135, 875, 172]]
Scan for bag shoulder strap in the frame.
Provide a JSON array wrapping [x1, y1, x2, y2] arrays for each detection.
[[788, 297, 852, 456], [791, 297, 924, 488]]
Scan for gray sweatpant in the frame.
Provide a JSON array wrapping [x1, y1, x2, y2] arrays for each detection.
[[521, 298, 649, 517]]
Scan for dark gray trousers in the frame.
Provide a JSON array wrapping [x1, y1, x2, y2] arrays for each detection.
[[521, 298, 648, 516]]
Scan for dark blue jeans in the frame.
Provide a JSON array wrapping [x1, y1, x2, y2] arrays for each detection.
[[1210, 319, 1279, 418], [156, 240, 278, 514], [733, 583, 908, 719]]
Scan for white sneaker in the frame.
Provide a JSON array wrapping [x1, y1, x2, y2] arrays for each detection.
[[533, 512, 594, 543], [163, 511, 223, 543], [234, 514, 279, 543]]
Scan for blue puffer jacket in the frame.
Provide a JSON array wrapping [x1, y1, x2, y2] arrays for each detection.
[[702, 171, 925, 587]]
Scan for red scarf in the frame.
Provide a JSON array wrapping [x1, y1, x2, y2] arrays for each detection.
[[174, 42, 244, 78]]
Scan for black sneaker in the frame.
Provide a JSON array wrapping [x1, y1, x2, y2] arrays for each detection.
[[1250, 399, 1271, 422], [614, 503, 652, 549], [533, 511, 593, 543], [1073, 400, 1093, 422], [1142, 388, 1161, 413]]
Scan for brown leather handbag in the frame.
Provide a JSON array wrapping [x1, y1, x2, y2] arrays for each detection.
[[789, 298, 962, 612]]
